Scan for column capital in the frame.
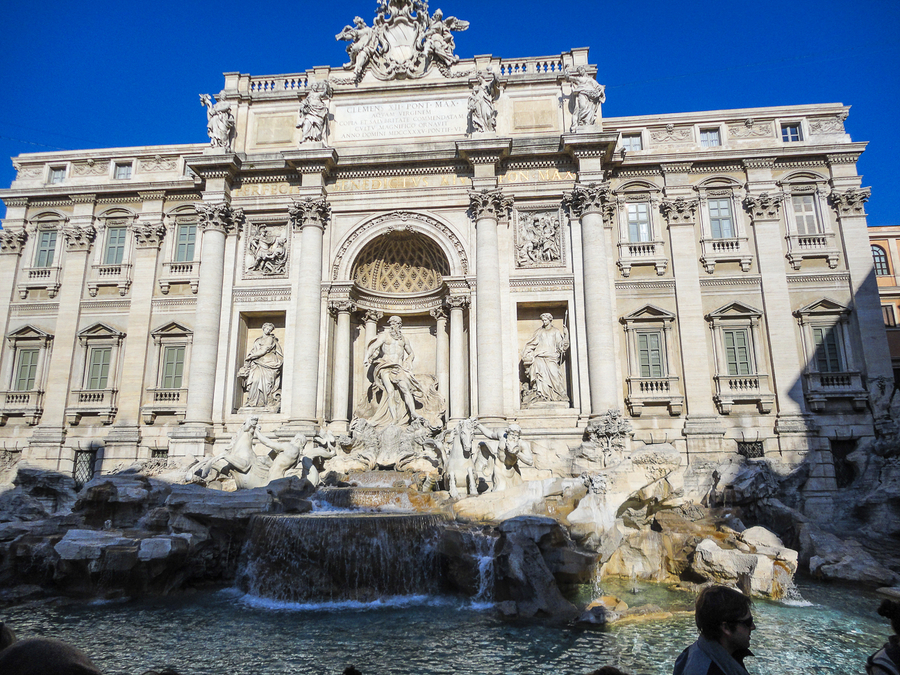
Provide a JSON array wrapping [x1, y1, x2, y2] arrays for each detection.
[[563, 181, 613, 219], [829, 187, 870, 217], [363, 308, 384, 324], [468, 189, 513, 220], [197, 201, 244, 235], [328, 299, 357, 316], [660, 197, 699, 226], [0, 228, 27, 256], [743, 192, 783, 220], [446, 295, 470, 310], [289, 197, 331, 232], [133, 221, 167, 249], [62, 224, 97, 252], [430, 307, 448, 321]]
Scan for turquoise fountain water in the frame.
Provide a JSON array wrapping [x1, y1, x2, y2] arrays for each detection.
[[3, 579, 889, 674]]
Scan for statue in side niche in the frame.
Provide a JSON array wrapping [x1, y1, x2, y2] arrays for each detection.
[[336, 16, 382, 78], [521, 313, 570, 405], [476, 422, 535, 491], [200, 92, 236, 152], [468, 69, 498, 134], [238, 323, 284, 410], [564, 65, 606, 130], [297, 81, 333, 144], [422, 9, 469, 68]]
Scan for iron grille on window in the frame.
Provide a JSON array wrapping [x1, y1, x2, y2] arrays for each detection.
[[151, 446, 169, 459], [737, 441, 764, 459], [73, 449, 96, 490]]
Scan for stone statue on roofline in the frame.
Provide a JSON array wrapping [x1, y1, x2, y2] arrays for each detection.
[[468, 69, 498, 134], [297, 81, 333, 144], [200, 91, 236, 152], [564, 65, 606, 131]]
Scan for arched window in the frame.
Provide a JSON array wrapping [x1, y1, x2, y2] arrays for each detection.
[[872, 245, 890, 276]]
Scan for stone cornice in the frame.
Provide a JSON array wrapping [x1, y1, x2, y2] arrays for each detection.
[[62, 224, 97, 251], [196, 202, 245, 235], [132, 222, 167, 249], [829, 187, 871, 217], [456, 138, 513, 166], [562, 182, 612, 218], [743, 192, 783, 220], [660, 197, 699, 225], [184, 154, 243, 183], [468, 189, 514, 220], [560, 131, 619, 161], [0, 228, 27, 255], [289, 197, 331, 231], [283, 148, 338, 176]]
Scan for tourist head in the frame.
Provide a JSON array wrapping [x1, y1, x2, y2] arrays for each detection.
[[343, 667, 363, 675], [878, 598, 900, 635], [695, 584, 754, 650], [0, 637, 102, 675], [0, 622, 15, 651], [586, 668, 629, 675]]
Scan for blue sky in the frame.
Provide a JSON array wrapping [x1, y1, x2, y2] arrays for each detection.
[[1, 0, 898, 224]]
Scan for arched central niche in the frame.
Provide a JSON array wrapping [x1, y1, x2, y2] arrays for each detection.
[[351, 231, 450, 295]]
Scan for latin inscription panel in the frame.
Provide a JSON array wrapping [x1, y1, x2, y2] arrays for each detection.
[[334, 99, 468, 142]]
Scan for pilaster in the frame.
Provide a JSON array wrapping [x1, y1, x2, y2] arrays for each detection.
[[660, 186, 724, 448], [329, 299, 356, 431], [447, 295, 470, 422]]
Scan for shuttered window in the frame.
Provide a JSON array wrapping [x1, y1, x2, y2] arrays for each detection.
[[723, 329, 751, 376]]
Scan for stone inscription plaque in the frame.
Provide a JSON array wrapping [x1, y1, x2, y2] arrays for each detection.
[[335, 99, 468, 142]]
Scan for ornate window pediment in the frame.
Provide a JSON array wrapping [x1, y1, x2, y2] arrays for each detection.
[[622, 304, 675, 323], [621, 304, 682, 417], [77, 322, 126, 345], [151, 322, 193, 342], [352, 231, 450, 295], [6, 325, 53, 345], [706, 301, 762, 321], [0, 324, 54, 426]]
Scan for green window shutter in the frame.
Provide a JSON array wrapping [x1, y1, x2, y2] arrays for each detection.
[[104, 227, 127, 265], [724, 329, 751, 376], [813, 327, 842, 373], [637, 332, 663, 378], [15, 349, 39, 391], [162, 346, 185, 389], [176, 224, 196, 262], [88, 348, 111, 390], [35, 230, 57, 267]]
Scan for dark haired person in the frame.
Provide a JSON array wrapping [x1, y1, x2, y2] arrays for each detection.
[[0, 637, 102, 675], [587, 668, 629, 675], [673, 585, 755, 675], [867, 599, 900, 675]]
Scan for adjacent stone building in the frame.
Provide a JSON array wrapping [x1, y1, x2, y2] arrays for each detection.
[[870, 225, 900, 382], [0, 1, 892, 506]]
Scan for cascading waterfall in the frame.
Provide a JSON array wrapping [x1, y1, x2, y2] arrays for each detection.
[[471, 529, 498, 604], [237, 513, 446, 603]]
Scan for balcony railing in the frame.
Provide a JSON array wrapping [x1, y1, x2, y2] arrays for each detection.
[[66, 388, 118, 425], [87, 263, 132, 297], [700, 236, 752, 273], [141, 387, 188, 424], [159, 261, 200, 294], [804, 371, 867, 411], [617, 240, 668, 277], [18, 266, 62, 299], [0, 389, 44, 425], [626, 376, 684, 416], [786, 232, 839, 270], [713, 373, 774, 414]]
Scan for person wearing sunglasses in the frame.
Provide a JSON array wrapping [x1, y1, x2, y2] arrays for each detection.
[[673, 585, 756, 675]]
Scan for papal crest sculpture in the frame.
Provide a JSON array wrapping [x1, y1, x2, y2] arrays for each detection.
[[336, 0, 469, 81]]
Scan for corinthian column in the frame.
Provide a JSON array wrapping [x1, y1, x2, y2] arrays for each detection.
[[469, 189, 512, 423], [329, 300, 356, 431], [183, 202, 243, 429], [288, 197, 331, 431], [447, 295, 470, 422], [563, 183, 618, 415]]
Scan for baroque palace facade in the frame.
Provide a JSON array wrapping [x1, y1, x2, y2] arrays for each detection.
[[0, 1, 892, 493]]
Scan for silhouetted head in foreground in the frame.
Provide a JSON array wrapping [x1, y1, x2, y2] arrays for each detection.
[[587, 667, 629, 675], [878, 599, 900, 635], [343, 667, 363, 675], [0, 637, 102, 675], [0, 621, 16, 651]]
